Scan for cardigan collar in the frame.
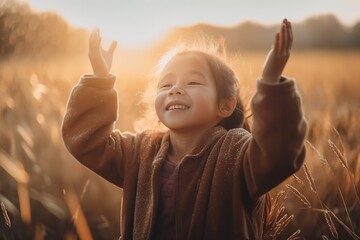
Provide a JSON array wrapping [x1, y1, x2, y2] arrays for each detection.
[[152, 126, 227, 167]]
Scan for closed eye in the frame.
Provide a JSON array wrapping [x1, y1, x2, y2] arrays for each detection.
[[159, 83, 172, 88], [188, 81, 202, 85]]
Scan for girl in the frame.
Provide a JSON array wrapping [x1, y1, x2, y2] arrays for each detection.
[[62, 18, 307, 239]]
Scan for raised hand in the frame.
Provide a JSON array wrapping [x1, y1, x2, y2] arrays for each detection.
[[262, 19, 293, 83], [88, 28, 117, 77]]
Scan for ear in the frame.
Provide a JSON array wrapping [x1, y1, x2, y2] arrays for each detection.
[[218, 98, 237, 118]]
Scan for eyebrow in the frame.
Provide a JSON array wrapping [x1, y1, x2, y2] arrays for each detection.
[[160, 70, 206, 81], [159, 73, 174, 82], [186, 70, 207, 79]]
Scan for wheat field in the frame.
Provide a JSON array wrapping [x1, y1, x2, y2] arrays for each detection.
[[0, 50, 359, 239]]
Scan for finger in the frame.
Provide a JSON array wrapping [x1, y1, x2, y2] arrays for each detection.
[[280, 20, 287, 56], [274, 32, 280, 54], [283, 20, 290, 55], [89, 27, 101, 49], [89, 28, 96, 46], [287, 21, 293, 50], [276, 30, 283, 57], [91, 28, 100, 40], [108, 41, 117, 55], [282, 19, 290, 51]]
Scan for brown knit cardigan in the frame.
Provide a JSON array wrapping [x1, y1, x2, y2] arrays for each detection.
[[62, 74, 307, 239]]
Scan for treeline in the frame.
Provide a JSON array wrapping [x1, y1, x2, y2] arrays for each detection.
[[160, 14, 360, 51], [1, 0, 360, 62], [0, 0, 88, 61]]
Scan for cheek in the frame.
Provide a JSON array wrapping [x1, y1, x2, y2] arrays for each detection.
[[154, 93, 164, 115], [195, 91, 218, 109]]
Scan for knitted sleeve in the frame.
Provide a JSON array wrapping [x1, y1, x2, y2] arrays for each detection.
[[243, 77, 307, 199], [61, 75, 150, 187]]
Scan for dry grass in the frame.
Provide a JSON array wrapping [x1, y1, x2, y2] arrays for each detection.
[[0, 50, 359, 238]]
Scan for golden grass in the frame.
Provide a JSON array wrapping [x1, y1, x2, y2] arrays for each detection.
[[1, 201, 11, 228], [303, 163, 317, 193], [64, 190, 93, 240], [229, 50, 360, 239], [0, 50, 359, 238], [286, 184, 312, 209]]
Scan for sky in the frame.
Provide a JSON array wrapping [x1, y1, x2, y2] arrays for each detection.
[[25, 0, 360, 48]]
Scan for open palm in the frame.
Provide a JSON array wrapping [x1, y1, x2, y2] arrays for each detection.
[[88, 28, 117, 76], [262, 19, 293, 83]]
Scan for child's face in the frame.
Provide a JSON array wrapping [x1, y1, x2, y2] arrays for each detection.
[[155, 53, 223, 132]]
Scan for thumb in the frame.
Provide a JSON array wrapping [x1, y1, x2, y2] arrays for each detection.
[[108, 41, 117, 55]]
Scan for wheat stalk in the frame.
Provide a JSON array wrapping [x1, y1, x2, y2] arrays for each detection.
[[64, 190, 93, 240], [35, 224, 45, 240], [307, 136, 359, 233], [305, 140, 328, 165], [328, 139, 348, 169], [0, 150, 30, 184], [303, 163, 317, 193], [306, 137, 359, 236], [286, 184, 312, 209], [292, 174, 304, 185], [273, 214, 294, 237], [1, 201, 11, 228], [17, 182, 31, 224], [328, 139, 360, 203], [72, 179, 90, 222], [330, 125, 345, 154], [311, 208, 360, 240], [264, 191, 292, 240], [266, 213, 293, 239], [274, 206, 285, 224], [328, 208, 360, 240], [273, 190, 285, 207], [337, 186, 355, 232], [324, 210, 338, 239], [287, 229, 301, 240], [269, 191, 285, 218]]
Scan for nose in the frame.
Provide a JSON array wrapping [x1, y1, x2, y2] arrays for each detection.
[[168, 84, 185, 96]]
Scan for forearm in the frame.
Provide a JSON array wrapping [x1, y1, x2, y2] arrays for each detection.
[[245, 77, 307, 198], [61, 74, 122, 181]]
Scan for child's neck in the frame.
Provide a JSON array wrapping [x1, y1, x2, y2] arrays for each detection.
[[168, 128, 211, 164]]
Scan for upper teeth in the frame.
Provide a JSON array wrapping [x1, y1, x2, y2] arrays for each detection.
[[168, 105, 188, 110]]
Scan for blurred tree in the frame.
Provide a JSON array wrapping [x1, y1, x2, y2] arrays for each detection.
[[156, 14, 360, 52], [0, 0, 87, 61], [350, 22, 360, 48]]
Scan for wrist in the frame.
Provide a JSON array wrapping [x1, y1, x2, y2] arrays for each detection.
[[261, 76, 281, 84], [80, 74, 116, 88], [93, 68, 111, 77], [93, 73, 112, 78], [259, 76, 287, 85]]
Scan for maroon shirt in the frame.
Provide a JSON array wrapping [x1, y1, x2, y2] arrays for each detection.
[[153, 158, 178, 240]]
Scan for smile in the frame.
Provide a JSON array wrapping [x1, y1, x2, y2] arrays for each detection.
[[166, 104, 189, 111]]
